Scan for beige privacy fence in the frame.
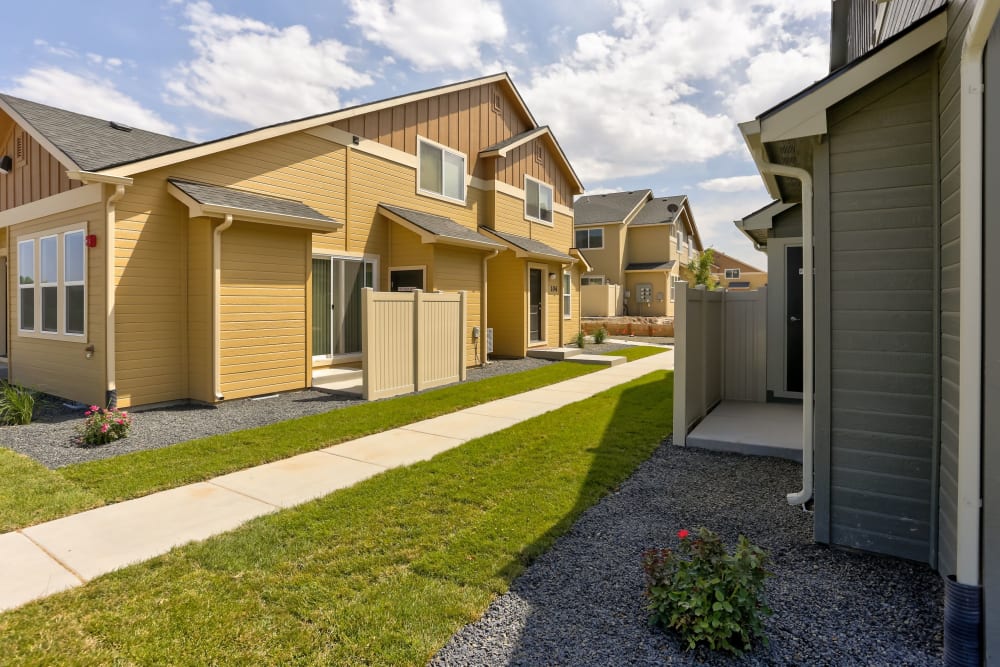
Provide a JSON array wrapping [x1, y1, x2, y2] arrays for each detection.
[[362, 288, 467, 400], [673, 285, 767, 444]]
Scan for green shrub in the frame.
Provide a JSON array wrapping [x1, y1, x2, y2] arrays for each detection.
[[594, 327, 608, 344], [575, 329, 586, 348], [0, 382, 37, 425], [80, 406, 133, 446], [642, 527, 771, 655]]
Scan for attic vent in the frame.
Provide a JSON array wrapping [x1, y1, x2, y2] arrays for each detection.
[[14, 133, 25, 165], [534, 143, 543, 164], [109, 121, 133, 132], [667, 203, 679, 213], [492, 92, 503, 114]]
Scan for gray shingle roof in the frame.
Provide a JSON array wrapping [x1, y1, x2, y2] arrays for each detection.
[[625, 261, 676, 271], [574, 190, 651, 225], [168, 179, 335, 224], [378, 204, 503, 248], [481, 228, 573, 261], [481, 127, 548, 153], [630, 195, 688, 226], [1, 94, 195, 171]]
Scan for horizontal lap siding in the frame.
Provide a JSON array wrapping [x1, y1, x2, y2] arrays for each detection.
[[219, 222, 307, 399], [433, 245, 481, 365], [9, 202, 105, 405], [827, 58, 935, 563], [936, 0, 972, 579], [487, 250, 525, 357]]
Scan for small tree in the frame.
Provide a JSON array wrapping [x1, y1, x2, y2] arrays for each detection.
[[690, 247, 718, 290]]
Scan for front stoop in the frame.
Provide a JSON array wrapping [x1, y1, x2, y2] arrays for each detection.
[[526, 347, 583, 361], [565, 354, 626, 366]]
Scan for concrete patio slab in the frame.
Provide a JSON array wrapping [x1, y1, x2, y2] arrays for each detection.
[[686, 400, 802, 462], [22, 483, 276, 581], [526, 347, 582, 360], [0, 532, 80, 612], [325, 430, 465, 467], [402, 411, 521, 441], [212, 451, 384, 508], [565, 353, 626, 366]]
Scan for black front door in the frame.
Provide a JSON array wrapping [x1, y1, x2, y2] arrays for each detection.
[[786, 245, 803, 393], [529, 268, 543, 342]]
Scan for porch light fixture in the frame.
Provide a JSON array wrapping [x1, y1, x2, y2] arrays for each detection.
[[548, 272, 556, 281], [352, 135, 360, 145], [0, 155, 12, 174]]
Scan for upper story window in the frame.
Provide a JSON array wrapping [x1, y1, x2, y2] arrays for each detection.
[[18, 227, 87, 339], [418, 137, 466, 203], [575, 228, 603, 249], [725, 268, 741, 279], [525, 176, 553, 224]]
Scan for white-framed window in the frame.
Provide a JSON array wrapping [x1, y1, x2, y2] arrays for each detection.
[[390, 266, 426, 292], [18, 225, 87, 339], [563, 271, 572, 319], [574, 228, 603, 249], [581, 275, 605, 285], [670, 275, 685, 302], [525, 176, 554, 224], [725, 268, 741, 279], [417, 137, 466, 203]]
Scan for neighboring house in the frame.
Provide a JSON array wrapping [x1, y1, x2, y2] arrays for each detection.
[[708, 249, 767, 291], [738, 0, 998, 657], [574, 191, 702, 317], [0, 72, 586, 409]]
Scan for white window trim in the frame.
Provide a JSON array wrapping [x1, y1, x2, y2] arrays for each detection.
[[63, 231, 86, 336], [581, 274, 606, 285], [17, 223, 88, 342], [39, 234, 59, 334], [17, 239, 34, 335], [311, 253, 379, 361], [725, 268, 742, 279], [563, 271, 572, 320], [416, 135, 467, 206], [576, 228, 604, 250], [524, 175, 555, 227], [670, 275, 684, 303], [389, 265, 427, 292]]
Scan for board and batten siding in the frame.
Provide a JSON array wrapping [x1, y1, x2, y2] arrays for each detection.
[[8, 202, 106, 406], [219, 221, 308, 400], [0, 121, 80, 212], [936, 0, 974, 579], [824, 55, 937, 563]]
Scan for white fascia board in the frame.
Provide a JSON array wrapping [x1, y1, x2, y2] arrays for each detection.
[[759, 11, 946, 143]]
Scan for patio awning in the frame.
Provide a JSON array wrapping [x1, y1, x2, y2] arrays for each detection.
[[733, 200, 796, 250], [479, 227, 574, 263], [625, 261, 675, 272], [167, 178, 341, 231], [378, 203, 505, 251]]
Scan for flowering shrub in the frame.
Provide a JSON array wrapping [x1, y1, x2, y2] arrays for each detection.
[[642, 527, 771, 655], [80, 405, 133, 446]]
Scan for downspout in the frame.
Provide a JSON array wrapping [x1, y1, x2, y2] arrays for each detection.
[[480, 249, 499, 365], [105, 184, 125, 408], [212, 215, 234, 400], [752, 160, 814, 506]]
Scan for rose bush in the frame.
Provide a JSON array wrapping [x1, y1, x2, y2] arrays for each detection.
[[79, 405, 133, 446]]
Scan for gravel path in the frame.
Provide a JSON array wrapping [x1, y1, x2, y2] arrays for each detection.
[[432, 441, 943, 666], [0, 347, 632, 469]]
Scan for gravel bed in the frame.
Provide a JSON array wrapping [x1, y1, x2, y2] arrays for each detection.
[[1, 346, 633, 469], [432, 440, 943, 666]]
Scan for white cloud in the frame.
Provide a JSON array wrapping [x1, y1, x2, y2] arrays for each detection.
[[698, 175, 765, 193], [165, 1, 373, 127], [33, 39, 77, 59], [348, 0, 507, 71], [725, 37, 829, 122], [6, 67, 178, 136], [521, 0, 829, 183]]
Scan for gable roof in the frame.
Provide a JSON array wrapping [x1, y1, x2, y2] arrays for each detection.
[[573, 190, 651, 226], [0, 94, 194, 172], [710, 250, 765, 274], [630, 195, 688, 227], [480, 126, 584, 193], [378, 204, 504, 251]]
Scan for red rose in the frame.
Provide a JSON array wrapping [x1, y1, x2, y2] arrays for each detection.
[[677, 529, 689, 540]]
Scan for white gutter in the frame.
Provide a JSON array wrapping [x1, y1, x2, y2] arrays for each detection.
[[955, 0, 1000, 587], [105, 184, 126, 407], [213, 215, 234, 400], [481, 249, 500, 364], [750, 160, 814, 506]]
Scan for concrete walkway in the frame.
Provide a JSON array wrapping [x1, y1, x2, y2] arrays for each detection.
[[1, 351, 672, 613]]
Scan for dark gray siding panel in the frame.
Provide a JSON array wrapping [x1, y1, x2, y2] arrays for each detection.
[[770, 205, 802, 238], [844, 0, 946, 66], [827, 55, 936, 564], [936, 0, 974, 581]]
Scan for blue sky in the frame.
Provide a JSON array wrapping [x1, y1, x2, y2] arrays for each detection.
[[2, 1, 831, 268]]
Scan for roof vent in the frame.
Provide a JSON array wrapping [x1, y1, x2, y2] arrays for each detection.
[[109, 121, 133, 132], [667, 203, 679, 213]]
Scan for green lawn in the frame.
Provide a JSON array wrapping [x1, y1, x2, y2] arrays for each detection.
[[0, 346, 667, 532], [0, 370, 672, 665]]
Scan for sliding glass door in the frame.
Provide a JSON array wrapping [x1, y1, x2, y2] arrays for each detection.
[[312, 256, 376, 358]]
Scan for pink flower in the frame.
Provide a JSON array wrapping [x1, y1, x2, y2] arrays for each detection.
[[121, 411, 128, 418], [84, 410, 92, 416], [677, 529, 690, 540], [116, 419, 124, 425], [100, 423, 109, 433]]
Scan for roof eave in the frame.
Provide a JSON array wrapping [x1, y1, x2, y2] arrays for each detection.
[[0, 96, 80, 172], [379, 205, 503, 251], [167, 182, 340, 232]]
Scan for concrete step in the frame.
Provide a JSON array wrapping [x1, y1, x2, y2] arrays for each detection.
[[526, 347, 583, 360], [564, 354, 626, 366], [312, 368, 364, 395]]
